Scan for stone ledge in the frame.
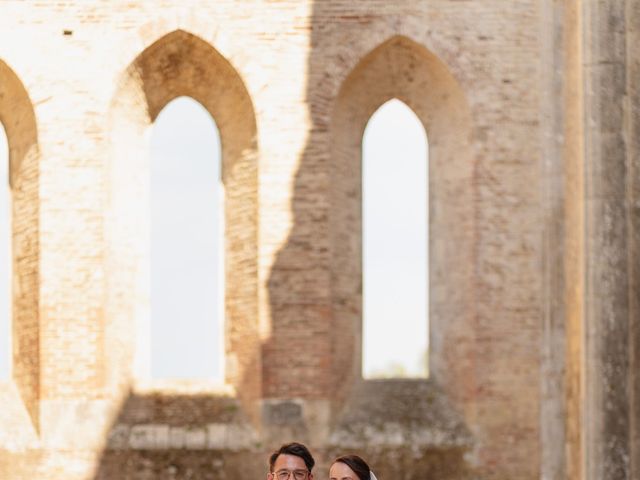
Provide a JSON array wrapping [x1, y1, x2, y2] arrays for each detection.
[[131, 379, 235, 397], [107, 422, 258, 451], [328, 379, 472, 449], [114, 392, 245, 425]]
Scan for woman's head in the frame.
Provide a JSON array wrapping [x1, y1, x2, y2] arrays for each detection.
[[329, 455, 370, 480]]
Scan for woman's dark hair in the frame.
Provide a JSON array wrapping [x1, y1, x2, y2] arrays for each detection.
[[332, 455, 371, 480], [269, 442, 315, 472]]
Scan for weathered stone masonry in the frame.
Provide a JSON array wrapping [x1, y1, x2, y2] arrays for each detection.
[[0, 1, 638, 479]]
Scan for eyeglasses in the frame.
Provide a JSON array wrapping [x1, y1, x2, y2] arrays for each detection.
[[273, 469, 310, 480]]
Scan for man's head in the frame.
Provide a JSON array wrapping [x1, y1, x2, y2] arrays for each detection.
[[267, 443, 315, 480]]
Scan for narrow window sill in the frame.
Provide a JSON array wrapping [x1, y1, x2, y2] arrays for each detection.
[[131, 379, 235, 397]]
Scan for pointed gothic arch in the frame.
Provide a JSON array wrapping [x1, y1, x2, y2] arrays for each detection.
[[107, 30, 259, 411], [361, 98, 429, 379], [149, 95, 225, 381], [330, 36, 475, 408]]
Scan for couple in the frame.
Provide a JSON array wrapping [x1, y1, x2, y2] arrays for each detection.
[[266, 442, 377, 480]]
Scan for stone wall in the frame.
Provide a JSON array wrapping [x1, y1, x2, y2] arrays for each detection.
[[0, 1, 634, 479]]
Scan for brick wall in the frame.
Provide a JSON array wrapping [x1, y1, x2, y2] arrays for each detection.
[[0, 59, 40, 432], [0, 2, 550, 479]]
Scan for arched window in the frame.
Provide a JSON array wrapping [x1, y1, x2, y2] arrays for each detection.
[[149, 96, 224, 381], [0, 122, 9, 380], [109, 31, 259, 401], [362, 99, 428, 379]]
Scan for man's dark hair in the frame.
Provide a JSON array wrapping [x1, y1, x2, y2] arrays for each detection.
[[269, 442, 315, 472], [333, 455, 370, 480]]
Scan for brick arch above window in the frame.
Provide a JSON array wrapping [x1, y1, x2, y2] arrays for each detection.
[[329, 35, 476, 411], [106, 30, 260, 418]]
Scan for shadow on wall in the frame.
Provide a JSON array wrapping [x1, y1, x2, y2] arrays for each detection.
[[0, 60, 40, 433], [90, 7, 477, 480], [263, 1, 477, 477], [91, 391, 265, 480]]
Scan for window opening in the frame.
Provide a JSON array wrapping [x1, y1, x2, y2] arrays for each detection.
[[362, 99, 428, 379], [149, 96, 224, 380]]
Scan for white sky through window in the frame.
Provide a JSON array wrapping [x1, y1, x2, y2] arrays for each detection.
[[0, 123, 9, 380], [150, 96, 224, 380], [147, 96, 427, 381], [362, 99, 429, 378]]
